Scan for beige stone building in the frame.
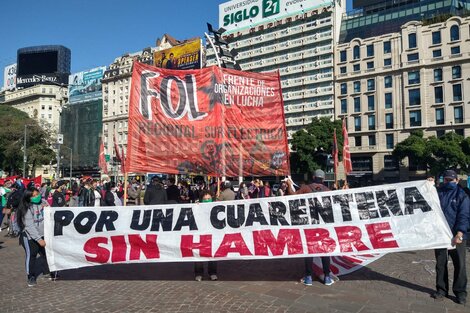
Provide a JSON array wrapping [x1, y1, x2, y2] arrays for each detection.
[[335, 16, 470, 182]]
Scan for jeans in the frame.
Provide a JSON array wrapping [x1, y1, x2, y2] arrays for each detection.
[[435, 241, 467, 300], [194, 262, 217, 276], [305, 257, 331, 277]]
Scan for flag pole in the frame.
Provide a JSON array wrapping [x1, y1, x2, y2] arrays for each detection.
[[123, 172, 128, 207]]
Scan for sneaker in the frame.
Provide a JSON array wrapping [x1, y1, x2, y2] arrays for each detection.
[[210, 274, 218, 281], [27, 277, 37, 287], [456, 297, 466, 305], [50, 271, 58, 281], [195, 275, 202, 282], [301, 275, 313, 286], [432, 292, 445, 301], [324, 275, 334, 286]]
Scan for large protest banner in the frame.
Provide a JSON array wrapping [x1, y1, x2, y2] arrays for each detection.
[[125, 62, 290, 177], [45, 181, 452, 272]]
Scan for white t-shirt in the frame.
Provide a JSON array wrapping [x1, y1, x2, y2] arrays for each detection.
[[94, 190, 101, 207]]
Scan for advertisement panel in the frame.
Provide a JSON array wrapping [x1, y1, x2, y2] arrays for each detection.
[[44, 180, 453, 271], [68, 67, 106, 104], [154, 39, 201, 70], [3, 63, 16, 90], [16, 73, 69, 87], [126, 62, 290, 177], [219, 0, 332, 32]]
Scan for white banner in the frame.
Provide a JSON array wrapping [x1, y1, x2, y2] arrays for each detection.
[[45, 180, 452, 271]]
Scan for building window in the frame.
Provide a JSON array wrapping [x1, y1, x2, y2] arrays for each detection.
[[340, 50, 347, 62], [353, 64, 360, 72], [341, 99, 347, 114], [436, 130, 446, 138], [367, 61, 374, 69], [435, 108, 444, 125], [432, 49, 442, 58], [408, 71, 420, 85], [452, 65, 461, 79], [384, 58, 392, 66], [368, 115, 376, 130], [385, 113, 393, 129], [450, 25, 460, 41], [367, 79, 375, 91], [432, 31, 441, 45], [454, 106, 463, 124], [408, 33, 417, 49], [340, 83, 347, 95], [369, 135, 376, 146], [354, 116, 361, 131], [340, 66, 347, 74], [407, 53, 419, 62], [366, 44, 374, 57], [41, 105, 45, 110], [353, 81, 361, 93], [384, 155, 399, 171], [434, 68, 443, 82], [386, 134, 394, 149], [352, 156, 372, 171], [355, 136, 362, 147], [453, 84, 462, 101], [410, 110, 422, 127], [409, 89, 421, 106], [353, 46, 360, 59], [455, 129, 464, 136], [354, 97, 361, 112], [451, 46, 460, 55], [383, 41, 391, 54], [385, 93, 392, 109], [434, 86, 443, 103], [367, 95, 375, 111], [384, 76, 392, 88]]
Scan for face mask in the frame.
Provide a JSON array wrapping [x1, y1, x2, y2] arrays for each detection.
[[445, 182, 458, 189], [202, 198, 213, 203], [31, 194, 42, 204]]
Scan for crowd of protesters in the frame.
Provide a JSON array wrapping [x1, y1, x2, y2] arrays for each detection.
[[0, 171, 467, 305]]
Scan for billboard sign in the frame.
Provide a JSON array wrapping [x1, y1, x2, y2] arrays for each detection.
[[219, 0, 331, 32], [68, 67, 106, 104], [154, 39, 201, 70], [16, 73, 69, 87], [3, 63, 16, 90]]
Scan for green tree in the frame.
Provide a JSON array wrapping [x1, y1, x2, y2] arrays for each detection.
[[0, 106, 55, 176], [290, 117, 343, 174], [392, 130, 430, 172]]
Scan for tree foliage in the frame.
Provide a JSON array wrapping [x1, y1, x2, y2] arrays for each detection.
[[393, 130, 470, 175], [290, 117, 343, 174], [0, 106, 55, 176]]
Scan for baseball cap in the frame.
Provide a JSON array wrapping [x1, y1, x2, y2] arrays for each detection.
[[57, 180, 68, 188], [313, 169, 325, 179], [224, 181, 232, 188], [443, 169, 458, 180]]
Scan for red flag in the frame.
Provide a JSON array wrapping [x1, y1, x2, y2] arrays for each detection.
[[333, 129, 339, 180], [113, 132, 122, 163], [121, 146, 126, 165], [342, 119, 352, 175], [99, 140, 108, 174]]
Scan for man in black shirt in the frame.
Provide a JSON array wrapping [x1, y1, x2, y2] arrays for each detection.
[[52, 181, 67, 207]]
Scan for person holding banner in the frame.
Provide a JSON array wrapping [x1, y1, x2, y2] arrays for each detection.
[[287, 169, 335, 286], [194, 190, 218, 281], [16, 187, 51, 287], [432, 170, 469, 305]]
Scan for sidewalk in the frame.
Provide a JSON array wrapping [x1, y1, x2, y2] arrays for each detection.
[[0, 235, 468, 313]]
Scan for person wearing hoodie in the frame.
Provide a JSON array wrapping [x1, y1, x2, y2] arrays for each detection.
[[104, 181, 122, 206], [17, 187, 51, 286], [432, 170, 469, 305], [144, 176, 167, 205]]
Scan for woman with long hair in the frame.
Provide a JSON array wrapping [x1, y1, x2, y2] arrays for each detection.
[[16, 187, 51, 286]]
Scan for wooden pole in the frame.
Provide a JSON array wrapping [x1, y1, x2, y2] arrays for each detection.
[[123, 172, 128, 207]]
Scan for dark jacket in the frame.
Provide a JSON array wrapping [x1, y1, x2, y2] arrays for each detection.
[[79, 187, 95, 207], [437, 184, 470, 239], [144, 183, 168, 205], [52, 190, 66, 207], [166, 185, 180, 204]]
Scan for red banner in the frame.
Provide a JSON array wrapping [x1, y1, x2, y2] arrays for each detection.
[[126, 62, 290, 177]]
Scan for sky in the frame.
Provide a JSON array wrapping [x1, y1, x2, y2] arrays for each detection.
[[0, 0, 352, 87]]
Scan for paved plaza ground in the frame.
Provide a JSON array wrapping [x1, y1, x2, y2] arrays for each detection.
[[0, 235, 468, 313]]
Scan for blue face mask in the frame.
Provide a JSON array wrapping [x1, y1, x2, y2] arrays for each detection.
[[445, 181, 458, 189]]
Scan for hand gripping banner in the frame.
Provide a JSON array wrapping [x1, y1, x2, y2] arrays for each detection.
[[125, 62, 290, 177], [45, 181, 453, 272]]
